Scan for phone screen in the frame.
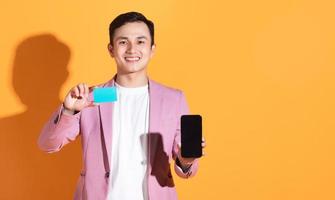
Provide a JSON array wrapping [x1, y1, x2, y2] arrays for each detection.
[[181, 115, 202, 158]]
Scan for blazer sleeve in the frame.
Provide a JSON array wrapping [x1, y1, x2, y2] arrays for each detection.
[[37, 104, 81, 153], [172, 91, 199, 178]]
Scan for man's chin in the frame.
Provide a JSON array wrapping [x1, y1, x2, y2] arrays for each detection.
[[117, 67, 146, 75]]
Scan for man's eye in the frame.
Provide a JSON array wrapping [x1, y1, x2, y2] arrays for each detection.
[[119, 41, 127, 45], [138, 40, 145, 44]]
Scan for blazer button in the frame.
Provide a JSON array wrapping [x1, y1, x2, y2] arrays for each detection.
[[105, 172, 110, 178]]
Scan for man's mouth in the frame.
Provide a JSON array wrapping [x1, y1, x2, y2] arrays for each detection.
[[125, 56, 140, 62]]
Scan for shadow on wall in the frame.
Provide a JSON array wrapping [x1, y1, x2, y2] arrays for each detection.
[[0, 34, 82, 200]]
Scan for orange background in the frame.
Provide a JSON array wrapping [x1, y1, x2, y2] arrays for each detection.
[[1, 0, 335, 199]]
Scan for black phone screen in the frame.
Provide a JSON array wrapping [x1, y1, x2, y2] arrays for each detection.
[[181, 115, 202, 158]]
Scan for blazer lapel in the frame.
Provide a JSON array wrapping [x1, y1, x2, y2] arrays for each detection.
[[98, 77, 115, 173], [148, 79, 164, 170]]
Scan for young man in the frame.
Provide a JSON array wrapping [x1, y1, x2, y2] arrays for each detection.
[[38, 12, 205, 200]]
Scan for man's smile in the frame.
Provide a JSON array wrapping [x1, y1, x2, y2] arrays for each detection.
[[124, 56, 141, 62]]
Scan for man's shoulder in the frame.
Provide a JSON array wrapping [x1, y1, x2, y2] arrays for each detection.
[[149, 79, 184, 96]]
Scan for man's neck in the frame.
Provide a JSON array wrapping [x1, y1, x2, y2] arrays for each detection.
[[115, 71, 149, 88]]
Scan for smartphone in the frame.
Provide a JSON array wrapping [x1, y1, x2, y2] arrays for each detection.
[[92, 87, 117, 103], [181, 115, 202, 158]]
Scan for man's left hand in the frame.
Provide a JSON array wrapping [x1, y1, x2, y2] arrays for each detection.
[[176, 137, 206, 168]]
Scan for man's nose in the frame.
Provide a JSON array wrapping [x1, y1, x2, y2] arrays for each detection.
[[126, 43, 136, 53]]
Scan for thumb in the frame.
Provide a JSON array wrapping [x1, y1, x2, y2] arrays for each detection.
[[177, 142, 181, 150], [89, 85, 98, 92]]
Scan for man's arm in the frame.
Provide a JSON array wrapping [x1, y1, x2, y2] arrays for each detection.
[[37, 83, 92, 153], [172, 91, 199, 178], [37, 104, 81, 153]]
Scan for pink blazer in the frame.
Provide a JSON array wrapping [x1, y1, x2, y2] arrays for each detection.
[[38, 77, 199, 200]]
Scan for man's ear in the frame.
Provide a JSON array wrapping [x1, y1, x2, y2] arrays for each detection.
[[107, 43, 114, 57], [150, 44, 156, 58]]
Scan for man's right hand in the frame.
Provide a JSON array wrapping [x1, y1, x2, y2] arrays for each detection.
[[63, 83, 94, 115]]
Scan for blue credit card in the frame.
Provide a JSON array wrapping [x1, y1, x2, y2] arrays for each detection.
[[93, 87, 117, 103]]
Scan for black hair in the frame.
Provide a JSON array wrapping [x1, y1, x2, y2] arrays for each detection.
[[109, 12, 155, 46]]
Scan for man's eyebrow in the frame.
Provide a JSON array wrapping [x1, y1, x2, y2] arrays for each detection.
[[115, 36, 148, 40], [137, 36, 148, 40], [115, 36, 128, 41]]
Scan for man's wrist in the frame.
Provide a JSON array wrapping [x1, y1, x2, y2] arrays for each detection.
[[62, 105, 76, 115], [176, 157, 192, 173]]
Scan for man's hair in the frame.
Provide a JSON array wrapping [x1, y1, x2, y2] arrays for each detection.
[[109, 11, 155, 46]]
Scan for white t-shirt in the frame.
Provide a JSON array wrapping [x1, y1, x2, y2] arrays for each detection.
[[107, 82, 150, 200]]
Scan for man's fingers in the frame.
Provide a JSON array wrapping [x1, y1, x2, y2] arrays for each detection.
[[78, 83, 85, 98], [89, 85, 98, 92], [83, 83, 89, 99], [70, 90, 76, 98], [202, 137, 206, 148], [73, 86, 80, 98], [201, 137, 206, 156], [69, 83, 95, 100]]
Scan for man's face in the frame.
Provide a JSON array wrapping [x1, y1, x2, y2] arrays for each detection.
[[108, 21, 155, 75]]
